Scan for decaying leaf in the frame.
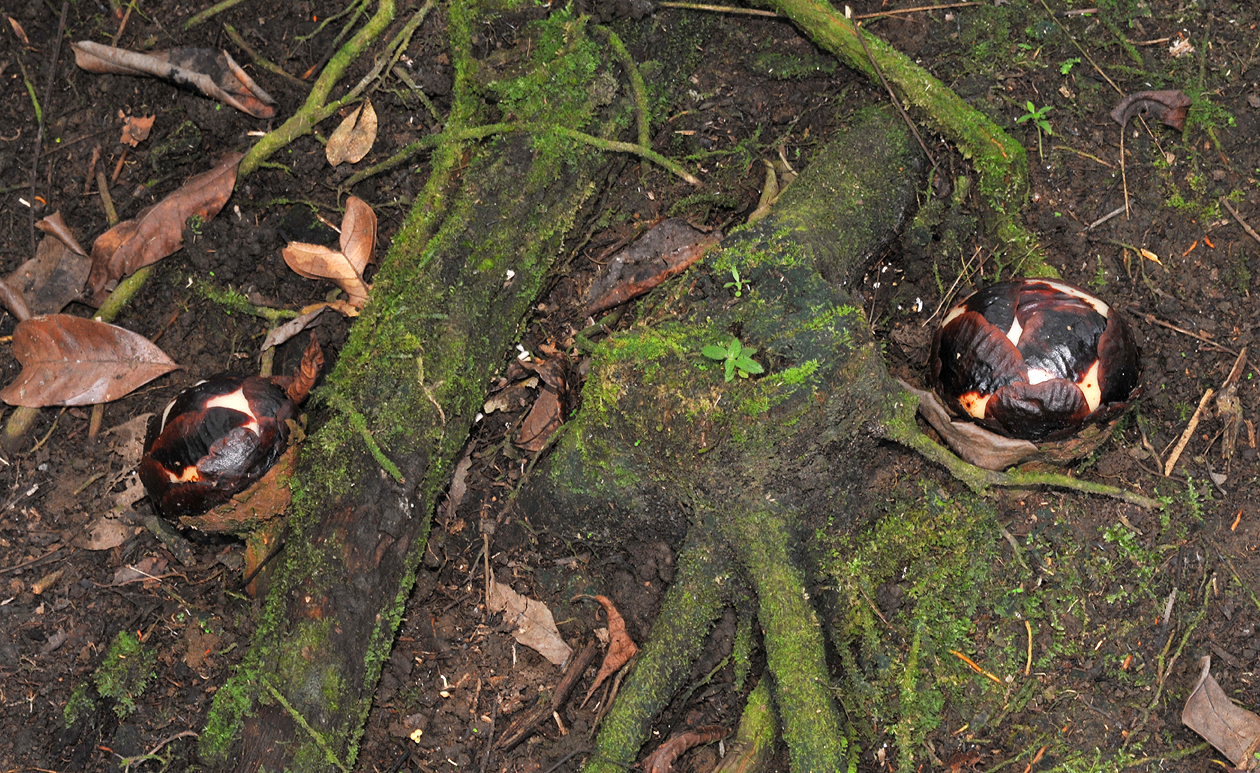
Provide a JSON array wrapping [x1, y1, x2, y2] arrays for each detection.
[[120, 114, 155, 147], [0, 314, 180, 407], [270, 335, 324, 404], [642, 726, 728, 773], [488, 580, 573, 667], [326, 100, 378, 166], [113, 555, 168, 586], [1109, 90, 1192, 132], [585, 218, 722, 316], [515, 389, 562, 452], [88, 151, 242, 304], [35, 211, 89, 257], [576, 594, 639, 706], [74, 514, 134, 550], [11, 215, 93, 315], [104, 413, 154, 467], [72, 42, 277, 118], [1183, 656, 1260, 768], [281, 196, 376, 309], [8, 16, 30, 47]]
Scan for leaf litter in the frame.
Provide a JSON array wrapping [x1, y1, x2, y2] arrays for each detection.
[[282, 196, 377, 310], [487, 580, 573, 667], [72, 42, 277, 118], [88, 150, 243, 304], [326, 99, 378, 166]]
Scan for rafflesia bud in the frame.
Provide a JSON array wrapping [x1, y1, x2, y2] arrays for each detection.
[[139, 375, 296, 518], [930, 278, 1141, 441]]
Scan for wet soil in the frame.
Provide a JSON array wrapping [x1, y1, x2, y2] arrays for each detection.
[[0, 1, 1258, 772]]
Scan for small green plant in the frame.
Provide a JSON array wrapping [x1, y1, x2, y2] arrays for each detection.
[[186, 213, 205, 236], [95, 630, 157, 718], [1015, 101, 1053, 160], [724, 266, 750, 297], [1059, 57, 1080, 75], [701, 338, 765, 382]]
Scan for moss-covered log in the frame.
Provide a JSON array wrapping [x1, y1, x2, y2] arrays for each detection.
[[199, 10, 635, 770]]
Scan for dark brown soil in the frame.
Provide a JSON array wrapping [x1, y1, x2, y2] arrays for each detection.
[[0, 1, 1257, 772]]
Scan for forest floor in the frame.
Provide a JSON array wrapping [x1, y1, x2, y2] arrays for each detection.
[[0, 0, 1258, 771]]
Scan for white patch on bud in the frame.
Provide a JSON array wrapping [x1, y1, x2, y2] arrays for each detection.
[[1036, 280, 1110, 317], [1005, 317, 1024, 347], [205, 388, 261, 434], [1026, 367, 1054, 385], [958, 391, 991, 420], [1077, 360, 1102, 412]]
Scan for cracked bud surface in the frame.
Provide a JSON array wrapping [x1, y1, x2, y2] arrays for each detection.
[[930, 278, 1141, 440]]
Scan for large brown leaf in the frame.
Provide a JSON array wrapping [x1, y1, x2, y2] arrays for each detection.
[[281, 196, 376, 310], [0, 314, 180, 407], [88, 151, 242, 305], [72, 42, 277, 118]]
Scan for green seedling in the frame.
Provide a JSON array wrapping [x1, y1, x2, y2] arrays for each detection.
[[1059, 57, 1080, 75], [1015, 100, 1053, 160], [724, 266, 750, 297], [702, 338, 765, 382]]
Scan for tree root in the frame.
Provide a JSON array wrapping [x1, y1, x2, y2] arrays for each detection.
[[766, 0, 1055, 277]]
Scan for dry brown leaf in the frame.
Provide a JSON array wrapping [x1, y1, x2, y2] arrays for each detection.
[[120, 114, 155, 146], [35, 211, 89, 257], [88, 151, 242, 304], [72, 42, 276, 118], [326, 100, 378, 166], [488, 580, 573, 667], [577, 594, 638, 706], [8, 16, 30, 47], [1183, 655, 1260, 768], [642, 726, 728, 773], [0, 314, 180, 407], [112, 555, 168, 586], [281, 243, 371, 308], [1110, 90, 1192, 132], [281, 197, 376, 310], [340, 196, 377, 272], [515, 389, 562, 452], [11, 224, 92, 316]]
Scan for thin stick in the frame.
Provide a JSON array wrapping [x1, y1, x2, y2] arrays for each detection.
[[1086, 204, 1125, 231], [1221, 197, 1260, 247], [224, 23, 306, 88], [657, 2, 781, 17], [1163, 388, 1213, 476], [856, 22, 934, 166]]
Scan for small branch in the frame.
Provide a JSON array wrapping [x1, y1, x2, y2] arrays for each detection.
[[598, 27, 650, 149], [1163, 387, 1213, 476], [497, 639, 599, 750], [1221, 197, 1260, 248], [224, 23, 306, 88]]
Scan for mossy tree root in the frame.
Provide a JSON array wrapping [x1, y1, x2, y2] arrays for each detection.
[[765, 0, 1055, 277], [725, 504, 850, 772], [714, 677, 779, 773], [585, 528, 727, 773]]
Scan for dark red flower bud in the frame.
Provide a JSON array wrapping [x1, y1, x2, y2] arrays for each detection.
[[930, 278, 1141, 441], [139, 375, 296, 518]]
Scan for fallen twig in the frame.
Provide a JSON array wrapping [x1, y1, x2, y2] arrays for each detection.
[[1221, 197, 1260, 248], [1163, 387, 1213, 476], [497, 639, 600, 750]]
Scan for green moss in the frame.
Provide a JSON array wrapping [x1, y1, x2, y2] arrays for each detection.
[[62, 682, 96, 728], [95, 630, 157, 719]]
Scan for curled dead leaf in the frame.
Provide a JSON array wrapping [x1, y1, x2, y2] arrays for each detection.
[[642, 726, 728, 773], [326, 100, 378, 166], [72, 42, 276, 118], [1110, 90, 1192, 132], [281, 196, 376, 310], [575, 594, 638, 706], [0, 314, 180, 407], [88, 151, 242, 305]]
